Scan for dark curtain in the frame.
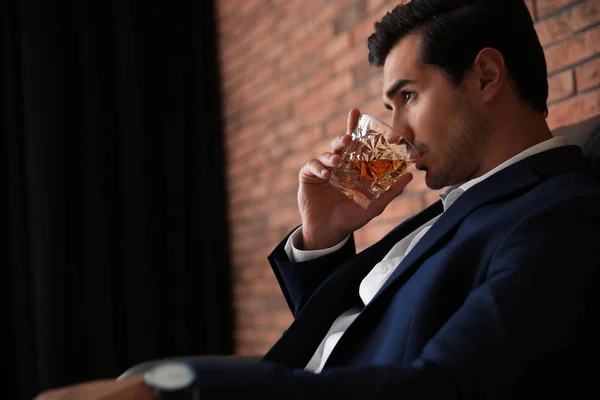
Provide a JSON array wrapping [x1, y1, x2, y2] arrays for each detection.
[[2, 0, 233, 399]]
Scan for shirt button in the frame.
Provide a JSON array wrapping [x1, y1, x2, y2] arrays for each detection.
[[379, 265, 389, 274]]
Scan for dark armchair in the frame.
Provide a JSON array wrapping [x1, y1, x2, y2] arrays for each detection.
[[118, 354, 261, 380], [118, 113, 600, 382]]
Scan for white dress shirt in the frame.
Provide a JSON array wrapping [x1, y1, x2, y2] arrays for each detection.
[[284, 136, 568, 373]]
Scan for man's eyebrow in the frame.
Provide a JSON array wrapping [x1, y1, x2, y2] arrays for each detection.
[[385, 79, 416, 99]]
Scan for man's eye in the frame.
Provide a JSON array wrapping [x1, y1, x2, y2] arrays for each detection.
[[402, 91, 415, 102]]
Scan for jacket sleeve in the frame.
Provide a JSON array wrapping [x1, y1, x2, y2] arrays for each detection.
[[189, 192, 600, 399], [267, 226, 356, 317]]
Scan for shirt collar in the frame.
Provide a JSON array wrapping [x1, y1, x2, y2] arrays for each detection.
[[438, 136, 568, 211]]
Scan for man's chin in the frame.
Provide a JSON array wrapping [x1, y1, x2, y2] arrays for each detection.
[[424, 171, 450, 191]]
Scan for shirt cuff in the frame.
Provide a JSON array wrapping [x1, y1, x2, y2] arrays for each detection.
[[284, 226, 351, 263]]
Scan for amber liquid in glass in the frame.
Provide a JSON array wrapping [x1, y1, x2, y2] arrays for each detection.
[[329, 130, 414, 209], [350, 158, 411, 182]]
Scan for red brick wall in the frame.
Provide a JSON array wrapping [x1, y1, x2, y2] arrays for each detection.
[[214, 0, 600, 355]]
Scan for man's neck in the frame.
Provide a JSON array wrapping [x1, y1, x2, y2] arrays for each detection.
[[472, 111, 553, 180]]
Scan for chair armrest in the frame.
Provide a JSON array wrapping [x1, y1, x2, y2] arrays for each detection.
[[117, 355, 262, 380]]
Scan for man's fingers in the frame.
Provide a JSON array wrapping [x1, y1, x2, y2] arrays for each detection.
[[34, 377, 153, 400], [388, 172, 414, 195], [373, 172, 414, 207], [318, 152, 341, 168], [330, 134, 352, 154], [299, 159, 330, 181], [326, 109, 360, 155], [299, 108, 361, 181], [346, 108, 361, 135]]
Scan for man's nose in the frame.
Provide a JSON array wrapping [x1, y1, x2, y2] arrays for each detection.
[[391, 115, 414, 145]]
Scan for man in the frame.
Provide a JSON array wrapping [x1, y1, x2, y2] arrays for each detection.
[[36, 0, 600, 398]]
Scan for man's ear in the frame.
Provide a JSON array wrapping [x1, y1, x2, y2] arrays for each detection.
[[472, 47, 506, 102]]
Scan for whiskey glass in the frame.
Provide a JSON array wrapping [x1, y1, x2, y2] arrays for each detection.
[[328, 114, 419, 209]]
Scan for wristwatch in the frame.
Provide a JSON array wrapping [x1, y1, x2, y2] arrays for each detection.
[[143, 361, 198, 399]]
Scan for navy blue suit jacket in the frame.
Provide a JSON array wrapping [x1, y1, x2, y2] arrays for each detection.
[[190, 145, 600, 399]]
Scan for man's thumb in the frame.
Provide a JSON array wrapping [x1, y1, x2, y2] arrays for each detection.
[[370, 172, 414, 212]]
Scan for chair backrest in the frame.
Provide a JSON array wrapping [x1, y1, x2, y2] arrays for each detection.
[[552, 114, 600, 398], [551, 114, 600, 181]]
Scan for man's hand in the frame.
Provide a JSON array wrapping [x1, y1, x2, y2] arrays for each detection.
[[298, 108, 413, 250], [34, 375, 156, 400]]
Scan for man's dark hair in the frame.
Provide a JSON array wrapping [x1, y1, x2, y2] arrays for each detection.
[[368, 0, 548, 117]]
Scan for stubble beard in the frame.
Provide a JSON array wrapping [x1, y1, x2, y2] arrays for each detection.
[[425, 101, 491, 190]]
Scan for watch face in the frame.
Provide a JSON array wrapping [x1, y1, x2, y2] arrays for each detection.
[[144, 362, 196, 391]]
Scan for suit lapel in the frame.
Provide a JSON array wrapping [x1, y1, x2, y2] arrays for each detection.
[[262, 202, 443, 368], [361, 145, 585, 311], [265, 146, 585, 369], [320, 146, 585, 369]]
